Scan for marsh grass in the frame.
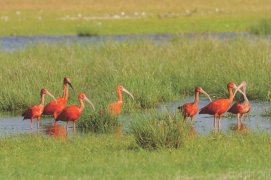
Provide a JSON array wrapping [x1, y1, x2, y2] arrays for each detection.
[[130, 112, 190, 149], [0, 132, 270, 179], [249, 19, 271, 35], [1, 38, 271, 114], [79, 110, 121, 133]]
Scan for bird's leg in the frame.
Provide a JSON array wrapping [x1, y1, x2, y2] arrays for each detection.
[[73, 122, 76, 132], [218, 114, 222, 131], [190, 116, 194, 126], [237, 114, 240, 130], [213, 115, 216, 129], [37, 117, 40, 129], [66, 121, 69, 131], [183, 115, 187, 123], [30, 118, 33, 129], [240, 114, 245, 124], [53, 112, 58, 125]]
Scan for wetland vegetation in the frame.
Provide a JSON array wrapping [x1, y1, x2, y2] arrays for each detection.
[[1, 0, 271, 179]]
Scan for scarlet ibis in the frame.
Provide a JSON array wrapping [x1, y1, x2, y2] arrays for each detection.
[[43, 77, 74, 124], [56, 92, 95, 131], [228, 81, 250, 130], [178, 86, 212, 123], [22, 88, 55, 129], [108, 85, 134, 116], [199, 82, 245, 130]]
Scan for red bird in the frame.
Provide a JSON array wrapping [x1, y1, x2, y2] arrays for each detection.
[[228, 81, 250, 130], [56, 92, 95, 131], [22, 88, 55, 129], [108, 85, 134, 116], [199, 82, 244, 130], [178, 86, 212, 123], [43, 77, 74, 124]]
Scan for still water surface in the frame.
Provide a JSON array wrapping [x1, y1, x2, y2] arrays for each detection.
[[0, 98, 270, 137]]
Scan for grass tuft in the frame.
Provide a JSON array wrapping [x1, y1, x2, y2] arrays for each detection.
[[76, 26, 98, 37], [249, 19, 271, 35], [130, 112, 190, 149], [79, 110, 121, 133]]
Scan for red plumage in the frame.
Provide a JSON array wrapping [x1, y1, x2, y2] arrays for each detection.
[[43, 77, 74, 121], [199, 98, 232, 115], [22, 88, 55, 129], [178, 86, 212, 123], [43, 97, 67, 118], [56, 105, 81, 122], [22, 105, 43, 120], [55, 92, 94, 132], [227, 81, 250, 130], [199, 82, 241, 130]]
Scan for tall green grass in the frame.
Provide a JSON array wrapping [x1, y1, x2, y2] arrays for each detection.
[[1, 38, 271, 115], [0, 133, 270, 179]]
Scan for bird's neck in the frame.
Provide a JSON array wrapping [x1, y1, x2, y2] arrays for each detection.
[[79, 99, 85, 112], [228, 87, 234, 101], [194, 91, 199, 104], [242, 88, 249, 102], [40, 94, 45, 106], [63, 84, 68, 100], [117, 89, 123, 103]]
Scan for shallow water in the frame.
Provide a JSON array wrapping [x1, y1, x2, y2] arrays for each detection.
[[0, 98, 270, 137], [158, 98, 271, 134], [0, 114, 74, 137], [0, 32, 253, 52]]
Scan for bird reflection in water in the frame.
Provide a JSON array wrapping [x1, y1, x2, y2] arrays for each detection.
[[45, 124, 68, 139], [231, 123, 249, 134]]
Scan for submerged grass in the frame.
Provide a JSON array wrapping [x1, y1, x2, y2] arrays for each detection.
[[1, 38, 271, 114], [0, 132, 270, 179]]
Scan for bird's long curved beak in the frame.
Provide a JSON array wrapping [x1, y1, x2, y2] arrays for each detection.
[[233, 83, 246, 97], [122, 87, 134, 100], [84, 96, 95, 111], [47, 91, 56, 101], [68, 82, 75, 95], [200, 89, 212, 102]]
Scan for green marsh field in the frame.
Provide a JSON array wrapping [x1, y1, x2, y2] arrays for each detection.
[[1, 0, 271, 179]]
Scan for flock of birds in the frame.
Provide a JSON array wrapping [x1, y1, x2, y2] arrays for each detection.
[[22, 77, 250, 133], [178, 81, 250, 130], [22, 77, 134, 131]]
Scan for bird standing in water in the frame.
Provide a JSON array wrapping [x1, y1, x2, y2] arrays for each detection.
[[22, 88, 55, 129], [178, 86, 212, 123], [43, 77, 74, 124], [199, 82, 245, 130], [228, 81, 250, 130], [108, 85, 134, 116], [56, 92, 95, 132]]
